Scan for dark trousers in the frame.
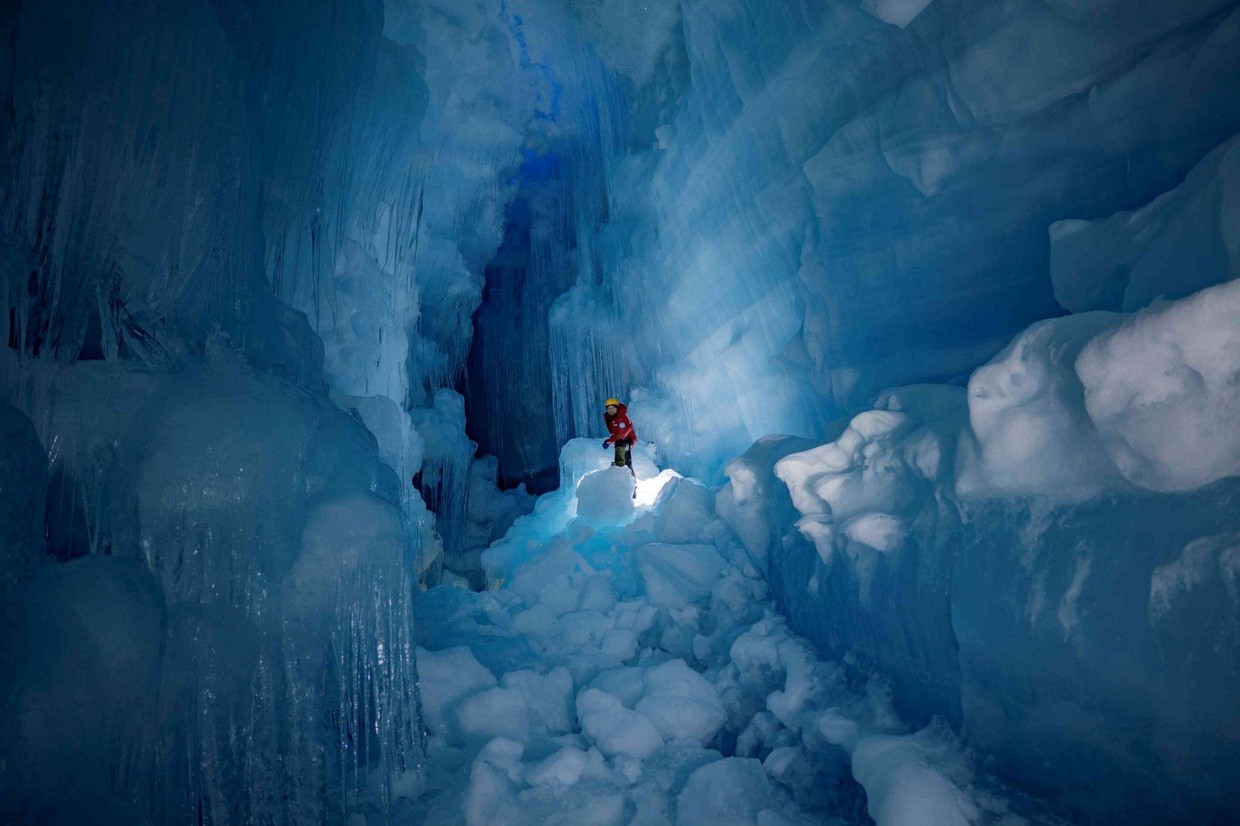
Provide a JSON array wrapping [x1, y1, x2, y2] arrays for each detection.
[[613, 440, 633, 468]]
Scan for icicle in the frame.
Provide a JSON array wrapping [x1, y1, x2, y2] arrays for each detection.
[[549, 282, 632, 447]]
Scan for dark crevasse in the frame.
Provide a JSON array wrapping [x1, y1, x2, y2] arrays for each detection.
[[464, 151, 581, 494]]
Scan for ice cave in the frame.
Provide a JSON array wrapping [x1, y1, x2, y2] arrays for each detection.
[[1, 0, 1239, 823]]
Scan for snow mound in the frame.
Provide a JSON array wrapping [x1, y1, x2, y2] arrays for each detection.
[[576, 466, 638, 526]]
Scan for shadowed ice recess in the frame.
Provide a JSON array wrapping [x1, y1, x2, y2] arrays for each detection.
[[1, 0, 1239, 824]]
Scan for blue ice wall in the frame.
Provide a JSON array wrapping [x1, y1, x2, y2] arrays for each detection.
[[0, 0, 539, 818], [548, 0, 1240, 481]]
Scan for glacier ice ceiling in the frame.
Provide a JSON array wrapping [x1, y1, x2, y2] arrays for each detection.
[[1, 0, 1238, 823]]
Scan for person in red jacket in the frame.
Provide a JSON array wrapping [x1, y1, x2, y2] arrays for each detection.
[[603, 397, 637, 477]]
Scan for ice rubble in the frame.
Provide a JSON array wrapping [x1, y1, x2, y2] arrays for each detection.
[[398, 439, 1044, 825]]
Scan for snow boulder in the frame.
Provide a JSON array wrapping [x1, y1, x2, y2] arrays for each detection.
[[576, 688, 665, 760], [675, 758, 785, 826], [576, 466, 638, 527], [637, 543, 728, 610], [958, 312, 1128, 501], [650, 477, 716, 544], [1077, 278, 1240, 492], [851, 729, 979, 826], [415, 646, 498, 741], [635, 660, 727, 745], [457, 686, 531, 744]]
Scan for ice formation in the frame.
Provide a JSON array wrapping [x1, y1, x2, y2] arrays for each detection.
[[1, 0, 1238, 823]]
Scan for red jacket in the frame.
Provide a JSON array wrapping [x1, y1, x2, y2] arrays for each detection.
[[604, 404, 637, 446]]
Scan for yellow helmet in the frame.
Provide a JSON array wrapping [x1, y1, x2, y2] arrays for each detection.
[[604, 398, 620, 408]]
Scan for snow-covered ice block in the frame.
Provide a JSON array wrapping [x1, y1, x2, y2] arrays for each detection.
[[576, 466, 638, 527], [414, 646, 498, 740], [637, 543, 728, 610], [506, 539, 594, 614], [651, 477, 717, 545], [589, 666, 647, 707], [635, 660, 727, 745], [958, 313, 1127, 500], [851, 729, 978, 826], [524, 745, 591, 788], [560, 437, 659, 491], [462, 738, 525, 826], [501, 667, 575, 735], [576, 688, 665, 760], [456, 686, 530, 744], [960, 278, 1240, 497], [675, 758, 782, 826], [776, 410, 913, 519]]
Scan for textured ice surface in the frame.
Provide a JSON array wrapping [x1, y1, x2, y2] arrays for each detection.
[[0, 0, 527, 571], [1051, 134, 1240, 313]]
